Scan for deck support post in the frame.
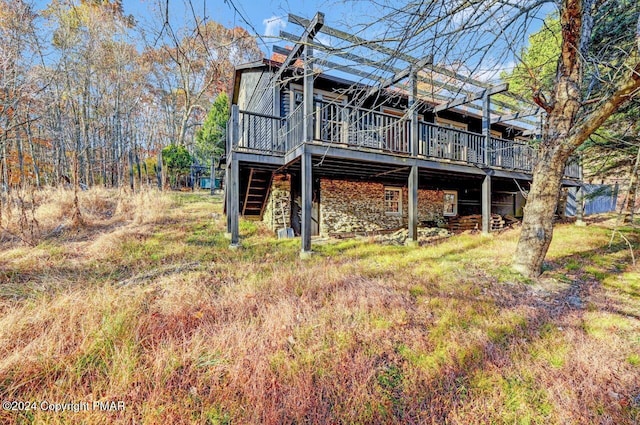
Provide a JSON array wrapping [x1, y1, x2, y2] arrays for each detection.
[[225, 120, 232, 234], [301, 148, 313, 254], [229, 157, 240, 247], [225, 166, 231, 233], [407, 69, 419, 243], [227, 105, 240, 246], [408, 165, 418, 242], [482, 174, 492, 234]]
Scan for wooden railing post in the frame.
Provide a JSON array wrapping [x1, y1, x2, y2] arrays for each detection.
[[303, 45, 314, 143], [273, 85, 281, 151], [409, 69, 418, 157], [341, 107, 349, 144], [230, 105, 239, 148], [315, 102, 321, 141], [482, 92, 490, 166]]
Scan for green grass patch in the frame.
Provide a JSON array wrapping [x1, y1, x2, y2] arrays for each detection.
[[627, 353, 640, 367], [582, 312, 635, 338], [603, 272, 640, 298], [75, 308, 134, 383]]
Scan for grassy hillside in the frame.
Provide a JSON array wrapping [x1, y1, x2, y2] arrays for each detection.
[[0, 189, 638, 424]]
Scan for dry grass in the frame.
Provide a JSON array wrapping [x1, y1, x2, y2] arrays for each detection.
[[0, 190, 639, 424]]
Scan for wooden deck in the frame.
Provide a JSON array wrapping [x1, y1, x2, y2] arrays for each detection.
[[231, 101, 581, 179]]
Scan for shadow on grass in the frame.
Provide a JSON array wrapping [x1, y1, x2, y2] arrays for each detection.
[[331, 228, 640, 423], [384, 274, 639, 424]]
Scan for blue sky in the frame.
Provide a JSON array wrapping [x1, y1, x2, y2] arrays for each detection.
[[31, 0, 326, 53], [31, 0, 557, 86], [123, 0, 329, 53]]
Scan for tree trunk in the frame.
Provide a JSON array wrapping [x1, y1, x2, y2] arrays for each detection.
[[157, 150, 163, 190], [513, 149, 567, 277], [72, 151, 83, 226], [27, 120, 41, 188], [16, 135, 25, 186], [210, 156, 215, 196], [128, 149, 134, 192], [1, 137, 8, 191], [512, 0, 584, 278]]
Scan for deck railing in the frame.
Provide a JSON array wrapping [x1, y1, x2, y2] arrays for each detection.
[[489, 137, 535, 172], [230, 104, 581, 179], [315, 100, 411, 154], [235, 110, 285, 153], [564, 156, 581, 179], [421, 122, 486, 164]]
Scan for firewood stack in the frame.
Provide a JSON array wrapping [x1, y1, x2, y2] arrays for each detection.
[[447, 214, 508, 231], [490, 214, 506, 230]]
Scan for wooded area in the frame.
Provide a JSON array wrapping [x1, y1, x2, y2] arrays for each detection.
[[0, 0, 260, 194]]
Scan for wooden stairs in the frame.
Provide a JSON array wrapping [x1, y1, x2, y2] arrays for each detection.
[[240, 169, 273, 220]]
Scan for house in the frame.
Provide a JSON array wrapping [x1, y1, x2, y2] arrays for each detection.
[[224, 13, 581, 253]]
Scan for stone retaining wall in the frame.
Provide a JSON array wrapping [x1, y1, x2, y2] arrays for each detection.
[[262, 174, 291, 230], [263, 176, 446, 235], [320, 178, 445, 235]]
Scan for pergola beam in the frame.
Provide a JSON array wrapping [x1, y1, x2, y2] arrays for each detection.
[[282, 24, 526, 119], [279, 31, 397, 74], [363, 55, 433, 100], [289, 13, 492, 91], [491, 108, 541, 124], [434, 83, 509, 113], [279, 31, 434, 98], [286, 12, 538, 130], [273, 12, 324, 84], [273, 45, 388, 83]]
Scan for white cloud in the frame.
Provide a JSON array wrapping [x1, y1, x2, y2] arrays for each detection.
[[263, 16, 286, 37], [470, 60, 516, 83], [315, 33, 332, 47]]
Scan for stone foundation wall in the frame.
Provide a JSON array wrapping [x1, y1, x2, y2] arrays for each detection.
[[320, 178, 445, 235], [418, 189, 447, 225], [262, 174, 291, 231]]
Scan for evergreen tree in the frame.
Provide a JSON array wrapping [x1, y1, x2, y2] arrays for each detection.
[[195, 92, 229, 166], [162, 144, 192, 188]]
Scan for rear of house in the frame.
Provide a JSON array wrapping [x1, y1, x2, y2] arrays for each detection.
[[224, 14, 581, 251]]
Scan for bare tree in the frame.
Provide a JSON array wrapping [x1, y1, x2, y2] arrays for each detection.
[[336, 0, 640, 277], [141, 3, 261, 148]]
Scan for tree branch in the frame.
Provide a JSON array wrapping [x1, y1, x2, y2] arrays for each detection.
[[532, 89, 553, 112], [567, 59, 640, 150]]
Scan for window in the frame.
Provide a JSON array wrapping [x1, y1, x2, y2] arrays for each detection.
[[384, 187, 402, 215], [435, 117, 468, 131], [443, 190, 458, 217]]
